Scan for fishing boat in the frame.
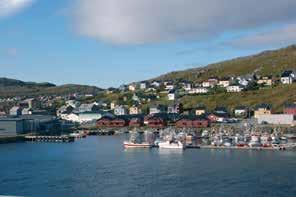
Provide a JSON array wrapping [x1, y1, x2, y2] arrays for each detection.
[[248, 134, 261, 147], [123, 132, 152, 148], [123, 141, 152, 148], [158, 140, 185, 149]]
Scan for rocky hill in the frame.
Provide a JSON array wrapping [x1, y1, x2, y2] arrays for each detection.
[[0, 78, 103, 97]]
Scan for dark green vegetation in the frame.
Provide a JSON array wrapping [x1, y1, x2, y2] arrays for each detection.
[[153, 45, 296, 82], [0, 78, 103, 97]]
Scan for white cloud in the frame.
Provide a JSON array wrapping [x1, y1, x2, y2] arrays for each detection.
[[0, 0, 34, 18], [230, 24, 296, 48], [72, 0, 296, 44]]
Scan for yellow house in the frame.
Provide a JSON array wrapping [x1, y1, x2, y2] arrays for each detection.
[[257, 77, 273, 86], [254, 104, 272, 118], [129, 106, 141, 115], [195, 107, 206, 115]]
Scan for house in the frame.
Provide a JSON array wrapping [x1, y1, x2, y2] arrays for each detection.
[[195, 106, 206, 115], [110, 102, 116, 110], [168, 103, 183, 114], [149, 105, 167, 114], [114, 105, 128, 116], [168, 89, 177, 101], [129, 105, 141, 115], [151, 81, 161, 88], [284, 103, 296, 115], [96, 116, 114, 127], [65, 100, 80, 108], [234, 106, 249, 118], [207, 113, 227, 123], [181, 82, 192, 91], [257, 114, 295, 125], [188, 87, 209, 94], [226, 85, 243, 93], [254, 103, 272, 118], [129, 116, 144, 127], [257, 76, 273, 86], [140, 82, 147, 90], [202, 78, 218, 88], [281, 70, 295, 84], [132, 94, 140, 102], [165, 83, 174, 90], [218, 79, 230, 87], [9, 106, 22, 116], [145, 114, 167, 128], [109, 117, 128, 127], [57, 105, 74, 117], [175, 115, 209, 128], [128, 84, 137, 91], [237, 77, 250, 87]]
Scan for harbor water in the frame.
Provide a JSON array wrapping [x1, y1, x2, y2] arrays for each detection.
[[0, 135, 296, 197]]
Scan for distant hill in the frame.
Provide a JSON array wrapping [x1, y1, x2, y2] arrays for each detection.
[[152, 44, 296, 82], [0, 78, 104, 97]]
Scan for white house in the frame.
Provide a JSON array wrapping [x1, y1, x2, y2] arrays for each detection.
[[188, 88, 209, 94], [226, 85, 243, 93], [168, 90, 176, 101], [165, 84, 175, 90], [114, 105, 128, 115], [218, 80, 230, 87], [281, 70, 295, 84], [128, 84, 136, 91], [140, 82, 147, 90]]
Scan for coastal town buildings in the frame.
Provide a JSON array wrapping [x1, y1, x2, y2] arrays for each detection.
[[254, 104, 272, 118]]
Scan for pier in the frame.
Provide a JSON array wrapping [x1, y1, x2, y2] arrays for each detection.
[[24, 135, 75, 143]]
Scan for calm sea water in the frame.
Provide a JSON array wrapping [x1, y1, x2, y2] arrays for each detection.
[[0, 135, 296, 197]]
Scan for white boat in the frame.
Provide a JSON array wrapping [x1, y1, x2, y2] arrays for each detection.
[[248, 135, 261, 147], [201, 130, 210, 139], [158, 140, 185, 149], [123, 141, 152, 148]]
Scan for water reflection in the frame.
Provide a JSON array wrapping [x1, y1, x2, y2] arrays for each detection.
[[158, 148, 184, 156]]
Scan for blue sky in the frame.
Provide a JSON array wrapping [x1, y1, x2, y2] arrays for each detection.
[[0, 0, 296, 88]]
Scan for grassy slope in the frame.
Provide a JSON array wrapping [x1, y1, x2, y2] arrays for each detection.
[[153, 45, 296, 83], [180, 84, 296, 113]]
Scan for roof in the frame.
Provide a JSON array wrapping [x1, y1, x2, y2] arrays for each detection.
[[281, 70, 294, 77], [178, 115, 207, 121], [255, 103, 271, 110], [235, 105, 248, 110], [284, 103, 296, 108]]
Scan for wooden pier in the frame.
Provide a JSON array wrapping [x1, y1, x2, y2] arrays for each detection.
[[24, 135, 75, 143]]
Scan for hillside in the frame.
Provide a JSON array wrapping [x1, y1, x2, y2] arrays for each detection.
[[0, 78, 103, 97], [180, 84, 296, 113], [153, 45, 296, 82]]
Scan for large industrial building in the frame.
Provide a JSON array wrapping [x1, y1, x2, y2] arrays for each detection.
[[0, 115, 65, 137], [257, 114, 295, 125]]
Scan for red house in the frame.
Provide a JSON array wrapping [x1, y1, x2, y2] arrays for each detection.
[[146, 116, 167, 128], [110, 118, 128, 127], [284, 104, 296, 115], [96, 117, 113, 127], [176, 116, 209, 128]]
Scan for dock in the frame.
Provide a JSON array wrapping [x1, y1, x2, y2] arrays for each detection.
[[24, 135, 75, 143], [199, 145, 287, 151]]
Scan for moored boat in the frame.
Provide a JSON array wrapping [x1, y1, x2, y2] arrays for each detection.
[[123, 141, 152, 148], [158, 140, 185, 149]]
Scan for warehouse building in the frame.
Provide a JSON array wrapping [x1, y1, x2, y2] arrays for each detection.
[[0, 118, 25, 137], [257, 114, 295, 125]]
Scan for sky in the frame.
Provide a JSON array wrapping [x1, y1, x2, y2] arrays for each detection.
[[0, 0, 296, 88]]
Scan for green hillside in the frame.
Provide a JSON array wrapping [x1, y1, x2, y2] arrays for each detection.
[[180, 84, 296, 113], [153, 45, 296, 82]]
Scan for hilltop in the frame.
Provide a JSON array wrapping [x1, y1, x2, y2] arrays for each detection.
[[0, 77, 104, 97], [152, 45, 296, 82]]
